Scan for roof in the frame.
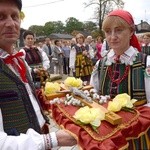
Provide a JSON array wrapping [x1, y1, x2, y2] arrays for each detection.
[[49, 33, 73, 39]]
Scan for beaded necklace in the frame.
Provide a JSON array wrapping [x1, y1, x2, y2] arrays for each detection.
[[108, 64, 130, 85]]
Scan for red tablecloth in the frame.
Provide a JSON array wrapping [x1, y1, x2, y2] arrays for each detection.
[[51, 103, 150, 150], [36, 89, 150, 149]]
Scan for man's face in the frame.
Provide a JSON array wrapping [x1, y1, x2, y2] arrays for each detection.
[[45, 38, 50, 44], [0, 1, 21, 46]]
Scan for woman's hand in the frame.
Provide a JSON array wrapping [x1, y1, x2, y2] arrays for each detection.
[[82, 50, 88, 56]]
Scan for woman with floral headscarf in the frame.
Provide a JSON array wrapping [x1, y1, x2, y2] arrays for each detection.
[[90, 9, 150, 149]]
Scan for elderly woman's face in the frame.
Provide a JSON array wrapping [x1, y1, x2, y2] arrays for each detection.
[[104, 21, 133, 54]]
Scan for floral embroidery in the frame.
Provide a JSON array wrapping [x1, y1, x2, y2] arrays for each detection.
[[105, 47, 138, 66]]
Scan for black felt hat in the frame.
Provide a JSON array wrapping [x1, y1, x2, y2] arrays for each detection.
[[13, 0, 22, 11]]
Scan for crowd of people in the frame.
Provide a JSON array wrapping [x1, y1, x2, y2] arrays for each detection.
[[32, 31, 150, 84], [0, 0, 150, 149], [19, 31, 104, 85], [19, 20, 150, 84], [34, 34, 103, 78]]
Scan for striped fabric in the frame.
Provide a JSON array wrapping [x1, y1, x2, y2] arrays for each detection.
[[0, 59, 42, 135], [75, 54, 93, 77], [127, 129, 150, 150], [75, 45, 93, 78], [142, 45, 150, 55], [131, 53, 146, 102], [100, 52, 146, 104]]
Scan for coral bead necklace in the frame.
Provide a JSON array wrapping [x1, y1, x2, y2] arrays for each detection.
[[108, 64, 130, 85]]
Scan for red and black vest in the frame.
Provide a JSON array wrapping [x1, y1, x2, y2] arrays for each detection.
[[23, 47, 42, 67], [98, 53, 147, 105]]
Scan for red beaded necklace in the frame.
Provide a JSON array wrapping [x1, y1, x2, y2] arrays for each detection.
[[108, 64, 130, 85]]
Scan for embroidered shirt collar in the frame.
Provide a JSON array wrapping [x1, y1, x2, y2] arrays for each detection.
[[105, 46, 139, 66]]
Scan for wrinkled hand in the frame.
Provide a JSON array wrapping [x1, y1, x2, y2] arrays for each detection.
[[56, 130, 77, 146], [34, 68, 41, 75]]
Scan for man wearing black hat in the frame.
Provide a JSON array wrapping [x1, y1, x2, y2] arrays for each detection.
[[0, 0, 76, 149], [13, 0, 22, 10]]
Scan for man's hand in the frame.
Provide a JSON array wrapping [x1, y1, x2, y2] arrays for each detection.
[[49, 55, 52, 58], [56, 130, 77, 146], [34, 68, 41, 75]]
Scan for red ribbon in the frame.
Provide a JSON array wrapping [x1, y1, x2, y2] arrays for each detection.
[[3, 52, 28, 83], [114, 55, 120, 63]]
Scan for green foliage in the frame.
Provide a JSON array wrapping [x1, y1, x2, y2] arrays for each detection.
[[75, 119, 99, 133], [44, 21, 64, 36], [28, 21, 65, 36], [91, 29, 103, 39], [65, 17, 84, 34], [28, 25, 45, 36], [83, 21, 97, 32], [44, 21, 55, 36], [51, 21, 65, 33]]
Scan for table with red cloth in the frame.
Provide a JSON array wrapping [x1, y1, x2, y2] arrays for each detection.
[[51, 102, 150, 150], [36, 89, 150, 149]]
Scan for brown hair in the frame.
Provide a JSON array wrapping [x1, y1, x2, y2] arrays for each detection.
[[23, 30, 35, 39], [96, 36, 103, 42]]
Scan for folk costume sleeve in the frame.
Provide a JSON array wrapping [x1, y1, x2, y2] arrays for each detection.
[[144, 55, 150, 106], [40, 50, 50, 70], [0, 127, 45, 150], [69, 46, 76, 70]]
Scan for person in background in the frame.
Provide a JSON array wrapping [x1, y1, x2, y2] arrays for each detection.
[[100, 38, 110, 57], [86, 35, 97, 64], [72, 33, 93, 83], [95, 36, 103, 60], [136, 34, 143, 47], [20, 30, 50, 87], [90, 9, 150, 149], [69, 37, 77, 77], [141, 32, 150, 55], [20, 30, 50, 71], [52, 40, 64, 76], [70, 37, 76, 48], [42, 37, 54, 73], [0, 0, 76, 149], [62, 40, 71, 75], [37, 42, 43, 52]]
